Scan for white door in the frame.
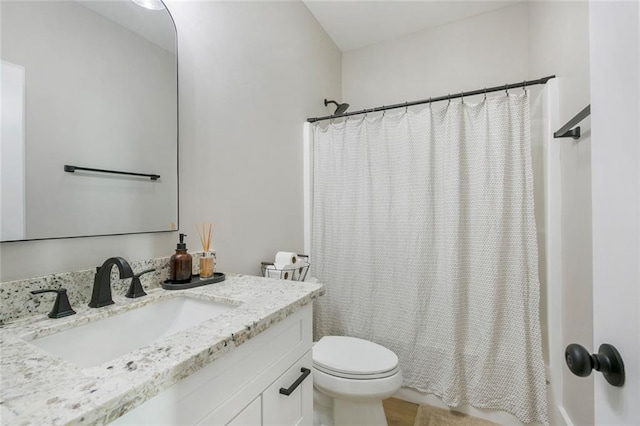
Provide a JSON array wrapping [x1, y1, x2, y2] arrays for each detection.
[[0, 61, 27, 241], [589, 1, 640, 424]]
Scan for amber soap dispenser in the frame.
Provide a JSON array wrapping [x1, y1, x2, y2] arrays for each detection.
[[170, 233, 192, 283]]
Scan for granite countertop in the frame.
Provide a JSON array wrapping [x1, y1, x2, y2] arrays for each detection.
[[0, 275, 323, 425]]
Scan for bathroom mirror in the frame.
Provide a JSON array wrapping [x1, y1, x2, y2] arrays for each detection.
[[0, 0, 178, 242]]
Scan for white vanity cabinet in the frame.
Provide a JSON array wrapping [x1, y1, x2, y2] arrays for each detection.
[[113, 304, 313, 425], [225, 396, 261, 425], [262, 351, 313, 425]]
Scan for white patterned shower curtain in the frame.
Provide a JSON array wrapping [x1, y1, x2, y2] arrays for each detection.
[[311, 92, 548, 425]]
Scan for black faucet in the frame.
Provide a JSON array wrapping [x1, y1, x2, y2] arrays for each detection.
[[89, 257, 134, 308]]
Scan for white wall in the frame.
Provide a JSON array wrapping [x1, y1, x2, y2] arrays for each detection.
[[168, 0, 341, 276], [342, 3, 529, 110], [0, 0, 341, 281], [341, 2, 592, 425], [528, 2, 593, 425]]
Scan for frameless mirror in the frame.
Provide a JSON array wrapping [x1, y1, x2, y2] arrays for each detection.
[[0, 0, 178, 242]]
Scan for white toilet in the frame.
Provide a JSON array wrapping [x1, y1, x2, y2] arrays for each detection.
[[312, 336, 403, 426]]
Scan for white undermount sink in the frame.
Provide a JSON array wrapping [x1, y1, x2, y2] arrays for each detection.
[[27, 296, 237, 368]]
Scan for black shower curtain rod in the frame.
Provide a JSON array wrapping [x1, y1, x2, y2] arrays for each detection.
[[307, 75, 556, 123]]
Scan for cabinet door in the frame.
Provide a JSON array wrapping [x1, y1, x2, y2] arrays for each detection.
[[213, 395, 260, 426], [196, 394, 261, 426], [263, 351, 313, 426]]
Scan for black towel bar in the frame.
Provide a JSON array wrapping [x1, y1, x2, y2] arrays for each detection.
[[64, 165, 160, 180], [554, 105, 591, 139]]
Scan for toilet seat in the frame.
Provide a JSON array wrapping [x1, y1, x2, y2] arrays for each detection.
[[313, 362, 400, 380], [313, 336, 399, 380]]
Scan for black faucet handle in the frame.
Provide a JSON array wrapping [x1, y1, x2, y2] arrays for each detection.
[[134, 268, 156, 279], [31, 288, 76, 319], [126, 268, 155, 299]]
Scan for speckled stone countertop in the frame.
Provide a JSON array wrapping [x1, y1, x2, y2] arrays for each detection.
[[0, 275, 323, 425]]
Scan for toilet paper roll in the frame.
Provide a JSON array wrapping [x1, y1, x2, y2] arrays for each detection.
[[274, 251, 298, 269], [280, 264, 298, 280]]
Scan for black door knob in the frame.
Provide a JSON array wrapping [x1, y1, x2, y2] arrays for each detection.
[[565, 343, 625, 387]]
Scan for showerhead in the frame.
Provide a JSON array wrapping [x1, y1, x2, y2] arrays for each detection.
[[324, 98, 350, 116]]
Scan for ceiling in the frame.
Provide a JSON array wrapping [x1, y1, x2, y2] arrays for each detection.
[[303, 1, 521, 52]]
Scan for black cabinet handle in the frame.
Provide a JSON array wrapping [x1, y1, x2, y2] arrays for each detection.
[[279, 367, 311, 396], [565, 343, 625, 387]]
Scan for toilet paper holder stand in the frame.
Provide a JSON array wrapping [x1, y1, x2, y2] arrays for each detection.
[[261, 254, 310, 281]]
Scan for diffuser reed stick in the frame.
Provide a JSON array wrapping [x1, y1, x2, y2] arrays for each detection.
[[197, 224, 205, 252], [197, 222, 214, 252]]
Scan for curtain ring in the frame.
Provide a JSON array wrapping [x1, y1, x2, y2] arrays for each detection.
[[484, 87, 487, 100], [523, 80, 527, 93], [461, 91, 464, 103], [382, 106, 385, 116], [448, 94, 451, 105], [405, 101, 408, 113], [505, 83, 509, 96]]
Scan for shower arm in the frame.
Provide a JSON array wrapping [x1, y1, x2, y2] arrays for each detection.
[[324, 98, 350, 116], [324, 99, 338, 108]]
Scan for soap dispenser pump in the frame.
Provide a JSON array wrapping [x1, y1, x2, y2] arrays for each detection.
[[170, 233, 192, 283]]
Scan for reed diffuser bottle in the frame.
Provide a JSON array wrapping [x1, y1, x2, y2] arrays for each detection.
[[198, 223, 215, 278], [170, 233, 192, 283]]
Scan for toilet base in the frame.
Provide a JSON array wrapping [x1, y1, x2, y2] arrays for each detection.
[[313, 388, 388, 426], [314, 388, 334, 426], [334, 398, 387, 426]]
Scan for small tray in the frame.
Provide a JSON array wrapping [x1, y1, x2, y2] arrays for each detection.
[[162, 272, 225, 290]]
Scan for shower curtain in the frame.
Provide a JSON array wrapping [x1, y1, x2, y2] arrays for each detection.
[[311, 92, 548, 425]]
